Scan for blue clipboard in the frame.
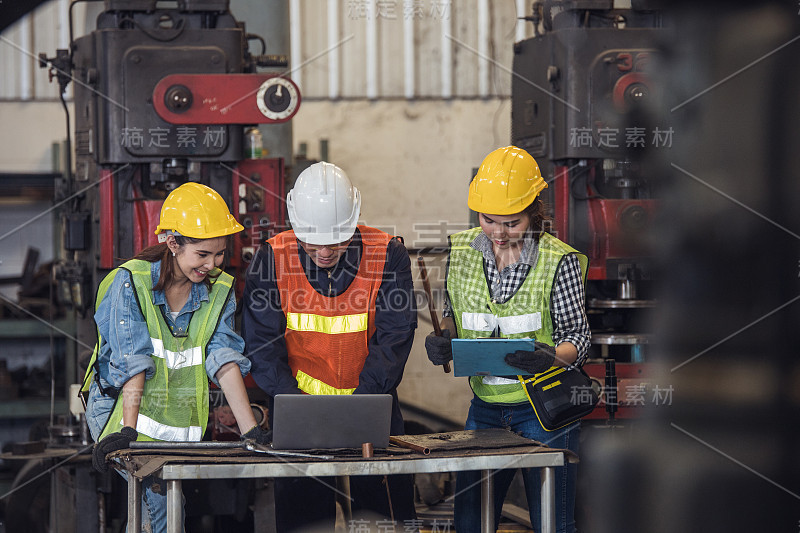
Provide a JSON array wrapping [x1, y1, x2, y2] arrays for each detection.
[[451, 338, 537, 377]]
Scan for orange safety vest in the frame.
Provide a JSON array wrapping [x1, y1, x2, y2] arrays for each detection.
[[268, 226, 391, 395]]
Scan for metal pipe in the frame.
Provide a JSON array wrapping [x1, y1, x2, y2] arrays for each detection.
[[97, 489, 106, 533], [440, 6, 452, 99], [366, 0, 377, 99], [127, 475, 142, 533], [403, 6, 414, 99], [618, 278, 637, 299], [166, 480, 182, 533], [243, 440, 333, 460], [130, 441, 245, 450], [389, 436, 430, 455], [540, 466, 556, 533], [335, 476, 352, 523], [328, 0, 339, 99], [19, 15, 32, 100], [129, 439, 332, 460], [478, 0, 490, 97], [289, 0, 302, 89], [58, 0, 71, 99], [515, 0, 527, 42], [481, 469, 494, 533]]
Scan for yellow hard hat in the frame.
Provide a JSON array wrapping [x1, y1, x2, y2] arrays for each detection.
[[154, 182, 244, 239], [467, 146, 547, 215]]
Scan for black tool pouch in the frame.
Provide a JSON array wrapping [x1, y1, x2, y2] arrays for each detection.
[[520, 366, 600, 431]]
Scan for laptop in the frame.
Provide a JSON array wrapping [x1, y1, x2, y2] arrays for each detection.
[[271, 394, 393, 450], [451, 338, 537, 377]]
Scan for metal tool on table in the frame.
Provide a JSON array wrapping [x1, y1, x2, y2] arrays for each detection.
[[129, 440, 333, 460], [418, 256, 451, 373], [389, 436, 430, 455]]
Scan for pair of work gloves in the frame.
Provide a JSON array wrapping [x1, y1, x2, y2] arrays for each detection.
[[425, 329, 557, 375], [91, 425, 273, 473]]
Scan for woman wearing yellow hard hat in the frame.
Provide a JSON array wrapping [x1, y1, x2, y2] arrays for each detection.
[[82, 182, 269, 533], [425, 146, 590, 533]]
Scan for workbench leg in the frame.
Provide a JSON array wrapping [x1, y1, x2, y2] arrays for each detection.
[[167, 480, 182, 533], [253, 478, 277, 533], [480, 469, 495, 533], [127, 475, 142, 533], [336, 475, 353, 525], [540, 466, 556, 533]]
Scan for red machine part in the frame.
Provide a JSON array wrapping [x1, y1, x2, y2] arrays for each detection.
[[554, 165, 570, 243], [132, 198, 163, 253], [612, 72, 652, 113], [153, 74, 301, 125], [99, 169, 115, 269], [586, 198, 657, 280], [231, 158, 286, 297], [582, 362, 651, 420]]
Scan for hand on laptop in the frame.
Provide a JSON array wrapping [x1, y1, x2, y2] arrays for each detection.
[[504, 341, 556, 375], [242, 425, 272, 445], [425, 328, 453, 366]]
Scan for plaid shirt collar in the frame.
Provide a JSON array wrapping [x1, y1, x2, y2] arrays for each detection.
[[468, 230, 539, 304], [469, 230, 538, 268]]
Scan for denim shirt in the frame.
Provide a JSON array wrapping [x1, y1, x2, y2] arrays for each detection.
[[93, 260, 249, 391]]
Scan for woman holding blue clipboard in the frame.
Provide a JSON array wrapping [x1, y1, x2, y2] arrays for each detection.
[[425, 146, 590, 533]]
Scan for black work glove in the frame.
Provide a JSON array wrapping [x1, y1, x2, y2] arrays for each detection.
[[425, 328, 453, 366], [92, 426, 138, 473], [504, 341, 557, 375], [242, 425, 272, 445]]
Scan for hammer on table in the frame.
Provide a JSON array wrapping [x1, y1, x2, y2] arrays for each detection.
[[418, 256, 451, 374]]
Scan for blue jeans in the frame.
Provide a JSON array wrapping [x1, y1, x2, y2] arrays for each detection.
[[86, 383, 182, 533], [454, 396, 580, 533]]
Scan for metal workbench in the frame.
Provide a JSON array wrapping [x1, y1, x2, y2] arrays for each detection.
[[115, 431, 572, 533]]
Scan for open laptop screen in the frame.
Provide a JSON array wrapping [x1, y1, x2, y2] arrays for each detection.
[[271, 394, 393, 450]]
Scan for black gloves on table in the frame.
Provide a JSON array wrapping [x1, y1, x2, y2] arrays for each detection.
[[242, 425, 272, 445], [425, 328, 453, 366], [504, 341, 557, 375], [92, 426, 138, 473]]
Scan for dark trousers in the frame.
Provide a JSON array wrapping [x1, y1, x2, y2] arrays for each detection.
[[275, 474, 417, 531]]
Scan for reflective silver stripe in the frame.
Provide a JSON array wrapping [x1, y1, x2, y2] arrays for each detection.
[[150, 338, 203, 370], [461, 312, 541, 335], [497, 313, 541, 335], [461, 312, 497, 332], [129, 413, 203, 442], [483, 376, 520, 385]]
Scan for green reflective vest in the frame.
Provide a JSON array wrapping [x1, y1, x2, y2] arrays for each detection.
[[447, 229, 587, 404], [82, 259, 233, 441]]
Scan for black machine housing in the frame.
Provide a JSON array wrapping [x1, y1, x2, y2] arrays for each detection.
[[511, 0, 668, 417]]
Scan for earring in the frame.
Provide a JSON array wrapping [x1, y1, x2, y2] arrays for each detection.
[[172, 251, 176, 257]]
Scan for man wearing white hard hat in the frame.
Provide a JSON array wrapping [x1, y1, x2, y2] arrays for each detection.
[[242, 162, 417, 530]]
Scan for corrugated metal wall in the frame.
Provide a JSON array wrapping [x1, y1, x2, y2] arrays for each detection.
[[0, 0, 88, 100], [290, 0, 529, 99], [0, 0, 533, 101]]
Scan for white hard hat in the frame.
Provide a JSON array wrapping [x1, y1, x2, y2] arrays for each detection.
[[287, 162, 361, 245]]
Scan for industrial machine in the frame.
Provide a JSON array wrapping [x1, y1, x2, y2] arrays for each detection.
[[41, 0, 299, 317], [511, 0, 667, 421], [5, 1, 299, 531]]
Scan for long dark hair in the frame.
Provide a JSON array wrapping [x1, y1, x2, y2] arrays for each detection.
[[522, 196, 552, 239], [133, 235, 222, 292]]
